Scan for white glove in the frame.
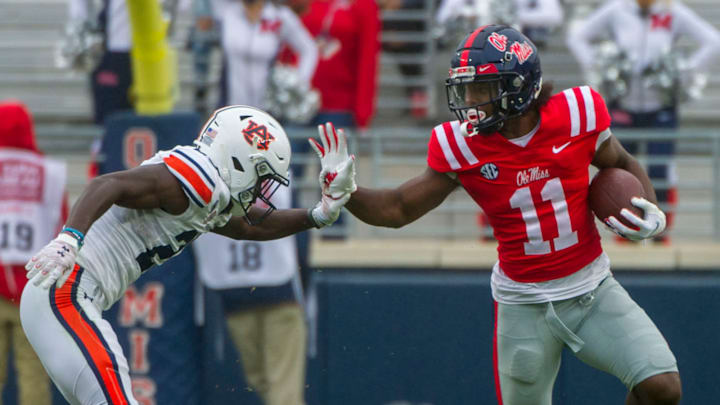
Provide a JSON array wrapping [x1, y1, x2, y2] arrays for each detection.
[[605, 197, 667, 241], [310, 192, 352, 228], [25, 233, 78, 289], [309, 122, 357, 198]]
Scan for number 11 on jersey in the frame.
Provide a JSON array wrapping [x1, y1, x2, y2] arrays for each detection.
[[509, 177, 579, 255]]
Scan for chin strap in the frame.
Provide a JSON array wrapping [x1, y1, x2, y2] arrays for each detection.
[[460, 121, 480, 137], [460, 120, 504, 137]]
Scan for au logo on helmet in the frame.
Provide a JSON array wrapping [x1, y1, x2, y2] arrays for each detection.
[[242, 120, 275, 151]]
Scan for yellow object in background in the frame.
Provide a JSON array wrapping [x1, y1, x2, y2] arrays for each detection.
[[126, 0, 177, 114]]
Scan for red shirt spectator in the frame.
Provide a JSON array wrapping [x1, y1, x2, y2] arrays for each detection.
[[0, 101, 68, 305], [301, 0, 380, 129]]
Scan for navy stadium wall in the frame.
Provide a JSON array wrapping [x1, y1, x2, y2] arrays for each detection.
[[303, 268, 720, 405], [4, 266, 720, 404]]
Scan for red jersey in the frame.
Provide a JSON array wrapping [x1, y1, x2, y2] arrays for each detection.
[[301, 0, 380, 128], [0, 101, 68, 304], [427, 86, 612, 282]]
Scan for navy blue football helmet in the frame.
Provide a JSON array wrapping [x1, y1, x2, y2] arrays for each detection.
[[446, 25, 543, 134]]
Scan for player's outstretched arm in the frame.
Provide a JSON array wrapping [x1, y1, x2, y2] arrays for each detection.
[[26, 163, 187, 289], [346, 167, 458, 228], [212, 207, 319, 241], [308, 122, 457, 228]]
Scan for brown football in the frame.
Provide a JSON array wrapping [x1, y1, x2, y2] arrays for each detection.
[[589, 168, 646, 227]]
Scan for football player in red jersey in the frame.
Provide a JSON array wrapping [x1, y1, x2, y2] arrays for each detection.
[[311, 25, 680, 405]]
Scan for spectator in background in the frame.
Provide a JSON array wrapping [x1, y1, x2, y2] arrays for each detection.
[[380, 0, 431, 119], [567, 0, 720, 243], [188, 0, 219, 117], [67, 0, 134, 125], [66, 0, 191, 123], [66, 0, 190, 179], [301, 0, 381, 132], [436, 0, 564, 48], [208, 0, 318, 109], [0, 101, 68, 405], [193, 184, 307, 405]]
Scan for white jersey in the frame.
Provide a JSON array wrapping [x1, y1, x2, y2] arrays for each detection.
[[194, 179, 298, 289], [0, 149, 66, 264], [77, 146, 233, 309], [567, 0, 720, 112], [212, 0, 317, 107]]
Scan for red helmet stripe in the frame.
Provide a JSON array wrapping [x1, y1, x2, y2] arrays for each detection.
[[459, 50, 471, 67], [463, 25, 489, 48]]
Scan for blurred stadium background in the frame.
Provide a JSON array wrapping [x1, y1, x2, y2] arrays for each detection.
[[2, 0, 720, 404]]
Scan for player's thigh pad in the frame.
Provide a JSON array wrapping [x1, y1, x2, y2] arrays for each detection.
[[574, 276, 678, 389], [20, 266, 136, 405], [496, 302, 564, 405]]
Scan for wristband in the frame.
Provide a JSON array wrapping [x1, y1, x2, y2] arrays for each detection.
[[56, 232, 80, 251], [61, 227, 85, 249], [307, 208, 322, 229]]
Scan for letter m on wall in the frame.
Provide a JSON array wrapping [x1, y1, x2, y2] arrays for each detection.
[[119, 283, 165, 327]]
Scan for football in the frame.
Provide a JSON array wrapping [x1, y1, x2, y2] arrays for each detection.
[[588, 168, 646, 226]]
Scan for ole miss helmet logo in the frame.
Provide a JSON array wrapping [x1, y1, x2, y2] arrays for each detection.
[[488, 32, 508, 52], [242, 120, 275, 151], [510, 41, 534, 64]]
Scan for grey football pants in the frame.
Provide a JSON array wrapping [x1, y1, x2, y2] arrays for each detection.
[[494, 276, 678, 405]]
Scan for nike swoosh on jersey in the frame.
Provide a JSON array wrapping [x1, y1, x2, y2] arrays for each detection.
[[477, 66, 492, 72], [552, 141, 571, 154]]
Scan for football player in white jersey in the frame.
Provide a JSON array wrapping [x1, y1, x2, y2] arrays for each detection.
[[19, 105, 356, 405]]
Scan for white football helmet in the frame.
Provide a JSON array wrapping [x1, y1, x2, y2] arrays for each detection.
[[194, 105, 291, 222]]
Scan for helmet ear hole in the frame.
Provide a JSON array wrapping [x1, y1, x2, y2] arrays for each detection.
[[232, 157, 244, 172]]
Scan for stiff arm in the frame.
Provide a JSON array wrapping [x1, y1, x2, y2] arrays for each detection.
[[345, 167, 459, 228]]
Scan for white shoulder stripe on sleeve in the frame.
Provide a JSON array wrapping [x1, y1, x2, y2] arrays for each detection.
[[450, 121, 479, 165], [563, 88, 581, 137], [434, 124, 461, 170], [595, 129, 612, 151], [580, 86, 596, 132]]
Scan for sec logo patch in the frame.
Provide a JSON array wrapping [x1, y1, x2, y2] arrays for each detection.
[[480, 163, 499, 180]]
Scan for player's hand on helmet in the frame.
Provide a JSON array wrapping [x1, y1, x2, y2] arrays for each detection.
[[25, 233, 78, 289], [309, 122, 357, 199], [605, 197, 666, 241]]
